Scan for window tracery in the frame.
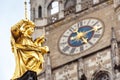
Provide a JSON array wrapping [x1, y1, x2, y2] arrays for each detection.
[[47, 1, 59, 24], [64, 0, 76, 16]]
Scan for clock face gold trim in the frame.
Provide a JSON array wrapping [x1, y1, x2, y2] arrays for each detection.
[[58, 18, 104, 55]]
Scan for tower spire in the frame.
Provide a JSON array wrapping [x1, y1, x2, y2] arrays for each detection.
[[111, 27, 120, 73], [24, 0, 28, 20]]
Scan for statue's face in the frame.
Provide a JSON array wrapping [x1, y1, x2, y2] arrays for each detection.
[[40, 38, 45, 44], [26, 27, 34, 36]]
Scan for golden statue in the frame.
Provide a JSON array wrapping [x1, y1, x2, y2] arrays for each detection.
[[11, 19, 49, 79]]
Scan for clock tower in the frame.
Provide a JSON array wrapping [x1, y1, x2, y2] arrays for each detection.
[[30, 0, 120, 80]]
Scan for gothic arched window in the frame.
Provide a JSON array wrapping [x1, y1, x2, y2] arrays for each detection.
[[64, 0, 76, 16], [65, 0, 76, 9], [47, 1, 59, 24], [50, 1, 59, 15], [38, 6, 42, 18], [80, 74, 87, 80]]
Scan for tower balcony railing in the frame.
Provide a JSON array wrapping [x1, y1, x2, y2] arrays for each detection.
[[46, 0, 111, 25]]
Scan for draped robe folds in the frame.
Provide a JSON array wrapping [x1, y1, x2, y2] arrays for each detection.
[[12, 36, 44, 79]]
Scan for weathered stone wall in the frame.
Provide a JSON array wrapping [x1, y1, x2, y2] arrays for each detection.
[[30, 0, 120, 80], [46, 4, 119, 68], [49, 48, 113, 80]]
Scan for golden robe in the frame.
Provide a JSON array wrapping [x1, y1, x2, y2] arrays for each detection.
[[12, 35, 45, 79], [11, 20, 49, 79]]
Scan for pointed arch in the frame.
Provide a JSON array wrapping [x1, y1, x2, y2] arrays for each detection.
[[80, 74, 87, 80], [51, 1, 59, 15], [64, 0, 76, 16], [48, 1, 59, 15], [64, 0, 76, 9], [92, 70, 112, 80], [47, 1, 59, 24]]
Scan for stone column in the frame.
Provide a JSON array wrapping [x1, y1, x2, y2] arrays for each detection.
[[45, 54, 52, 80], [59, 0, 64, 19], [76, 0, 82, 12], [113, 0, 120, 8], [111, 27, 120, 66], [78, 58, 87, 80], [111, 27, 119, 80]]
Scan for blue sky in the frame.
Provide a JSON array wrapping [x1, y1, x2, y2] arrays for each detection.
[[0, 0, 30, 79]]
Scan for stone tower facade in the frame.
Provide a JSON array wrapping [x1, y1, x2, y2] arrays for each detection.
[[30, 0, 120, 80]]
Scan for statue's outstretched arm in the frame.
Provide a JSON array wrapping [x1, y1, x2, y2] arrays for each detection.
[[39, 46, 50, 54], [15, 43, 41, 52]]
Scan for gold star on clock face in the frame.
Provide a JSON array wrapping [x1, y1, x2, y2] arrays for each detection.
[[59, 18, 104, 55]]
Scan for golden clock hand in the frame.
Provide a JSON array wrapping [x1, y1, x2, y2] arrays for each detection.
[[77, 26, 102, 43], [81, 37, 88, 44], [74, 28, 78, 33], [84, 26, 102, 34], [70, 26, 101, 41], [70, 28, 79, 40], [70, 32, 84, 40]]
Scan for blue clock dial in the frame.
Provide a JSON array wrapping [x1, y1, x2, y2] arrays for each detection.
[[68, 26, 94, 47], [59, 18, 104, 55]]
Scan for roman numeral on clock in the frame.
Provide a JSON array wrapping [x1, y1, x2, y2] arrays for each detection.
[[93, 34, 101, 38], [70, 48, 76, 53], [88, 41, 93, 45], [87, 19, 90, 25], [78, 22, 82, 28], [60, 42, 67, 46], [92, 21, 99, 26], [69, 27, 75, 32], [62, 45, 70, 52], [63, 35, 69, 38], [80, 45, 84, 51]]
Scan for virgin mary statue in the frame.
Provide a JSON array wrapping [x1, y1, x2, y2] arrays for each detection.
[[11, 19, 49, 80]]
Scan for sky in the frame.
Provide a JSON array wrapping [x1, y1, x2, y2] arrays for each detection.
[[0, 0, 30, 80]]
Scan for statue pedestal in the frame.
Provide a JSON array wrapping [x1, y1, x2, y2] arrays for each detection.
[[17, 70, 37, 80]]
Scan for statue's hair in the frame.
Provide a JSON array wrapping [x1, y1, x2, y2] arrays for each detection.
[[20, 20, 35, 33]]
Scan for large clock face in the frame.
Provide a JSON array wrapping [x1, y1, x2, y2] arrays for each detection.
[[59, 18, 104, 55]]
